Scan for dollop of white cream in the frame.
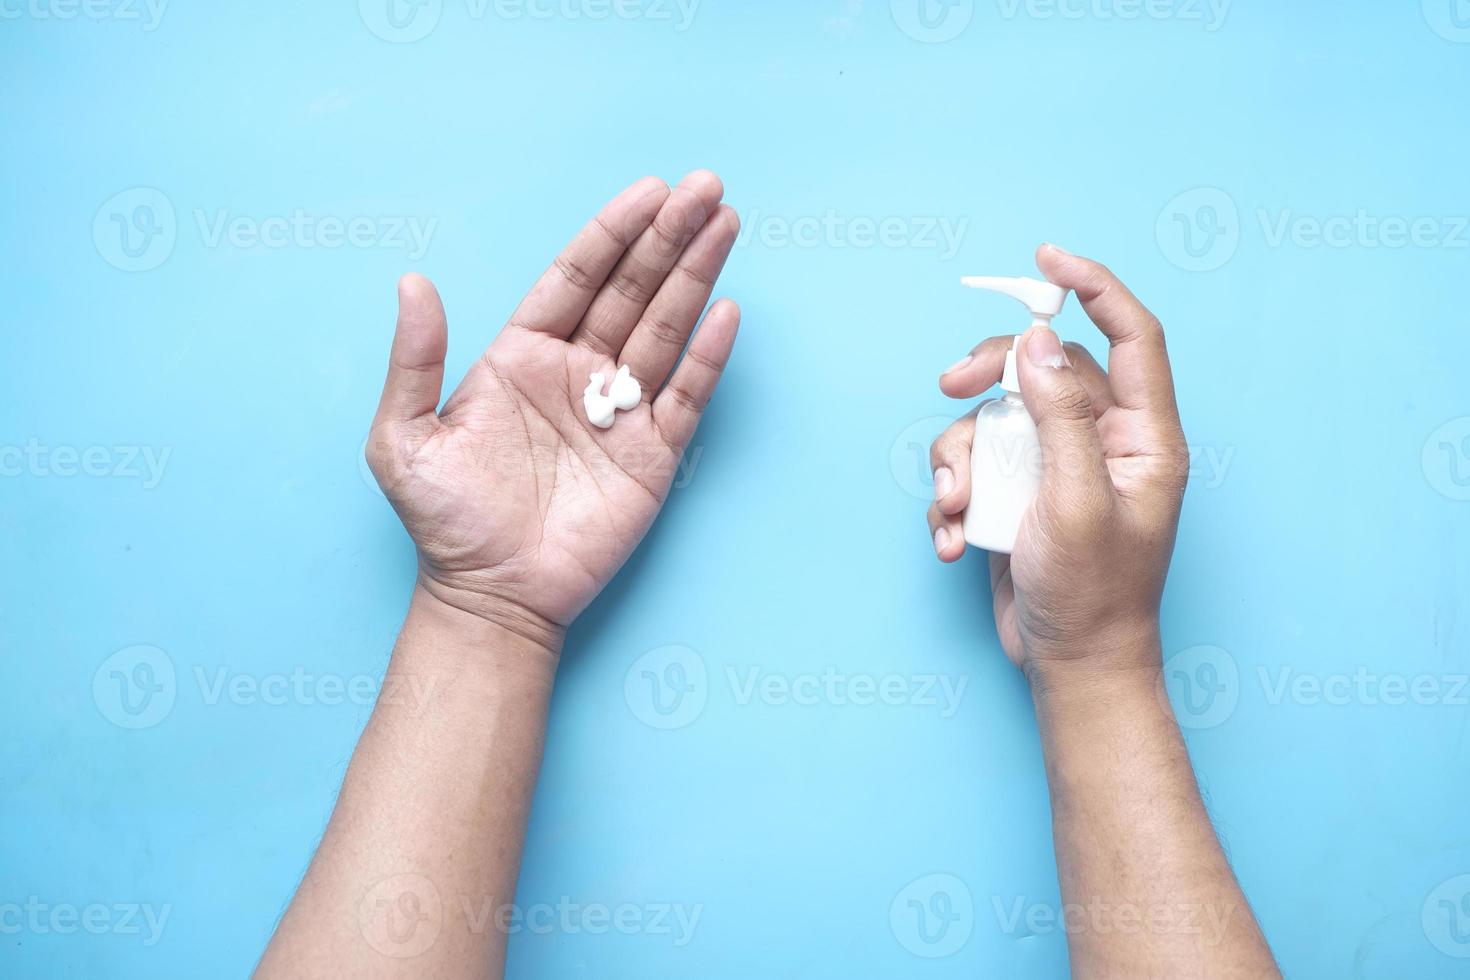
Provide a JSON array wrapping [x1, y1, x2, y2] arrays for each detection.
[[607, 364, 641, 410], [583, 373, 616, 428], [583, 366, 641, 429]]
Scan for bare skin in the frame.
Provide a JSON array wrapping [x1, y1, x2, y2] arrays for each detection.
[[928, 244, 1279, 978], [255, 171, 742, 979], [255, 183, 1274, 978]]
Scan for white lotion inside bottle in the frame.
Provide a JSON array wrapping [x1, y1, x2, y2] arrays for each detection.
[[962, 343, 1040, 553], [957, 276, 1071, 554]]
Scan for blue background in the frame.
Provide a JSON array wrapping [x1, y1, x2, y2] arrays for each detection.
[[4, 1, 1469, 976]]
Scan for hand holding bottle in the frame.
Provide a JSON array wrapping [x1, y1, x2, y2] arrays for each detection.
[[927, 245, 1190, 679]]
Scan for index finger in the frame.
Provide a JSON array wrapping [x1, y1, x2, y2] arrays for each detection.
[[1035, 244, 1180, 427]]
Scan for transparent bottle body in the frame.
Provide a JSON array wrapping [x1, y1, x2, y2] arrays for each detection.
[[962, 393, 1041, 554]]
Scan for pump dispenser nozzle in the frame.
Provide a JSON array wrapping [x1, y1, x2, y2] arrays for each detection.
[[960, 275, 1070, 393]]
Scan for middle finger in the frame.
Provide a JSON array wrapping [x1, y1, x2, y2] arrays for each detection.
[[571, 169, 725, 358]]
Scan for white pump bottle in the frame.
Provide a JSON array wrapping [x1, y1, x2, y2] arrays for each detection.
[[958, 275, 1071, 555]]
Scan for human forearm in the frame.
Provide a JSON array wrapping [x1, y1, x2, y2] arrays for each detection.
[[260, 174, 741, 976], [256, 584, 561, 978], [1029, 632, 1278, 979], [258, 172, 740, 976]]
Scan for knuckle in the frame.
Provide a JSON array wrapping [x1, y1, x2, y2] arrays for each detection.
[[1077, 258, 1114, 292], [640, 311, 687, 349], [1048, 384, 1094, 420], [576, 326, 618, 359], [650, 205, 698, 255], [364, 432, 388, 467], [591, 213, 627, 248], [676, 261, 717, 289], [931, 425, 971, 464], [975, 334, 1013, 357], [683, 346, 723, 375], [553, 253, 600, 292], [607, 267, 656, 305], [364, 432, 398, 483], [1089, 258, 1117, 283], [663, 381, 703, 415], [1061, 341, 1093, 365], [929, 438, 947, 468]]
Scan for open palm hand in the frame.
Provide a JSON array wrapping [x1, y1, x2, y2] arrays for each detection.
[[366, 172, 741, 645]]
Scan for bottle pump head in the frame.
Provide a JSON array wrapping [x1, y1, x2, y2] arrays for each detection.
[[961, 275, 1071, 393]]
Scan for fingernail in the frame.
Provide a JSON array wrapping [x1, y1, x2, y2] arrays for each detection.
[[1025, 327, 1068, 368], [933, 466, 955, 501], [1042, 242, 1072, 256], [944, 354, 973, 375], [933, 526, 950, 556]]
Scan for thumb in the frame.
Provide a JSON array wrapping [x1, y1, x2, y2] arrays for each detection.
[[1016, 326, 1111, 499], [374, 273, 447, 427]]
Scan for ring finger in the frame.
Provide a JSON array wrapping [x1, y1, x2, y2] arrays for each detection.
[[571, 169, 725, 359]]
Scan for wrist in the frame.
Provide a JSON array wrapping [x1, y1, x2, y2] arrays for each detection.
[[409, 577, 566, 665], [1022, 620, 1164, 707]]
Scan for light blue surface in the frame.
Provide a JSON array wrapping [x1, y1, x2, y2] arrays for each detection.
[[4, 2, 1469, 976]]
